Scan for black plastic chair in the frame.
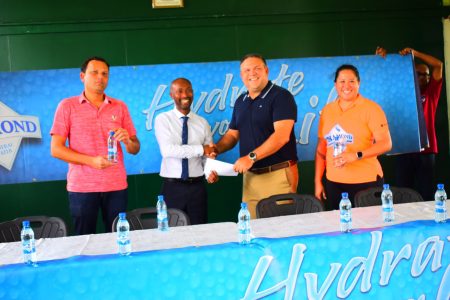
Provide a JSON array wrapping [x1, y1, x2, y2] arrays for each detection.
[[0, 216, 67, 243], [256, 193, 324, 219], [354, 186, 424, 208], [112, 207, 190, 232]]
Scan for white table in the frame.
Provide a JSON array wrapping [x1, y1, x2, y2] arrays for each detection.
[[0, 201, 436, 266]]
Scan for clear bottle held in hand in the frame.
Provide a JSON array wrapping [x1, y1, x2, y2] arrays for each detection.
[[107, 130, 118, 163]]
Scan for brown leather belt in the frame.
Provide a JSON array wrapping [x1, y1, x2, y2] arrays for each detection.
[[249, 160, 297, 175]]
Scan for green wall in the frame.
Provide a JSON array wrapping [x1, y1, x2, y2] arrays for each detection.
[[1, 0, 449, 234]]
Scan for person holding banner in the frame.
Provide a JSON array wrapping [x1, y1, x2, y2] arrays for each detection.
[[50, 57, 141, 235], [154, 78, 218, 225], [314, 64, 392, 210], [212, 53, 299, 219], [376, 47, 443, 201]]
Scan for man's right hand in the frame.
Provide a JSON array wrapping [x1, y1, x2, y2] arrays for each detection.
[[90, 156, 115, 169], [203, 143, 218, 159]]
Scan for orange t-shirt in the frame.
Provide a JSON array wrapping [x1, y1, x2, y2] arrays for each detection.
[[318, 95, 390, 184]]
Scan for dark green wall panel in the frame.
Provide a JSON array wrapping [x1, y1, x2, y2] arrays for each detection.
[[8, 31, 128, 71], [125, 26, 238, 65], [0, 36, 10, 70], [235, 21, 344, 58]]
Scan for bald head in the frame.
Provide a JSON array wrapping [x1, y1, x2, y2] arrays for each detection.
[[170, 78, 194, 115]]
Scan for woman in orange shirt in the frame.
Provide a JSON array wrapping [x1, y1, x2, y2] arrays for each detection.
[[314, 64, 392, 210]]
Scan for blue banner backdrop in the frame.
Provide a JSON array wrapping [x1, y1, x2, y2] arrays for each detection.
[[0, 54, 420, 184], [0, 220, 448, 299]]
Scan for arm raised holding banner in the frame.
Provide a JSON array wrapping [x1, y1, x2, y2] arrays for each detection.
[[376, 46, 443, 201]]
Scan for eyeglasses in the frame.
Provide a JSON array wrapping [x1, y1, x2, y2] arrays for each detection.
[[416, 72, 430, 77]]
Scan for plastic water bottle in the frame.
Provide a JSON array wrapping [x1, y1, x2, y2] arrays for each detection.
[[434, 183, 447, 223], [333, 139, 344, 157], [157, 195, 169, 231], [21, 220, 37, 265], [238, 202, 251, 244], [339, 192, 352, 233], [333, 138, 345, 168], [381, 184, 394, 222], [116, 212, 131, 255], [107, 130, 118, 163]]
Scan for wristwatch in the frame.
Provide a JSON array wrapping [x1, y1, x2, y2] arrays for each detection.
[[356, 151, 363, 160], [248, 152, 257, 162]]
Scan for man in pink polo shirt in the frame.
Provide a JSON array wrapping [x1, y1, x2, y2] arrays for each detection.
[[50, 57, 140, 235]]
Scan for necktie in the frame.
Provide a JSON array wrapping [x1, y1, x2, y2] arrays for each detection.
[[181, 116, 189, 180]]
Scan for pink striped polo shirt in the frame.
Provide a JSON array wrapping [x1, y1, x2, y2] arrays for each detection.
[[50, 93, 137, 192]]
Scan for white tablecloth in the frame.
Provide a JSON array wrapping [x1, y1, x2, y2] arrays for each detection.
[[0, 201, 436, 266]]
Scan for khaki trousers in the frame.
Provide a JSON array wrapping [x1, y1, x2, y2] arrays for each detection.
[[242, 164, 298, 219]]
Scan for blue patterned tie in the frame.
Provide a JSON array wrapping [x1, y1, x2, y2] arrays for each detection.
[[181, 116, 189, 180]]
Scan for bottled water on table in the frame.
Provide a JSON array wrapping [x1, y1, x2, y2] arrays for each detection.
[[117, 212, 131, 256], [238, 202, 251, 244], [157, 195, 169, 231], [434, 183, 447, 223], [107, 130, 118, 163], [381, 184, 394, 222], [339, 192, 352, 233], [21, 220, 37, 265]]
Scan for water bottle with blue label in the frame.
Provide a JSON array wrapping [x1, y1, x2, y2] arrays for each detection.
[[434, 183, 447, 223], [116, 212, 131, 256], [381, 184, 394, 222], [107, 130, 118, 163], [339, 192, 352, 232], [21, 220, 37, 265], [238, 202, 251, 244], [157, 195, 169, 231]]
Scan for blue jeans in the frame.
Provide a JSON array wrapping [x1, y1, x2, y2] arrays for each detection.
[[68, 189, 128, 235]]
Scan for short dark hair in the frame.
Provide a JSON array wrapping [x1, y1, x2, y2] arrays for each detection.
[[81, 57, 110, 73], [334, 64, 360, 82], [240, 53, 267, 66]]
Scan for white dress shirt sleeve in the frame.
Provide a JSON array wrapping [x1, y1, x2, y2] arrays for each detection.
[[155, 113, 204, 159]]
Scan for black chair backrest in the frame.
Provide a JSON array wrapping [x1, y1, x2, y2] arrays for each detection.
[[0, 220, 21, 243], [354, 186, 424, 208], [256, 193, 324, 219], [112, 207, 190, 232], [0, 216, 67, 243]]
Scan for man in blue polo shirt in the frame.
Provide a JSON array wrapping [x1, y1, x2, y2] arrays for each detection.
[[214, 53, 299, 218]]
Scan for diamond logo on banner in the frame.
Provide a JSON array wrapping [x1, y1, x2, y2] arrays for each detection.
[[0, 101, 42, 171]]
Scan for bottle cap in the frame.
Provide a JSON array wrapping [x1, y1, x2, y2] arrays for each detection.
[[437, 183, 444, 190], [22, 220, 30, 227], [241, 202, 247, 209], [383, 184, 389, 189], [341, 192, 348, 198], [158, 195, 164, 201], [109, 130, 115, 136], [119, 212, 126, 219]]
